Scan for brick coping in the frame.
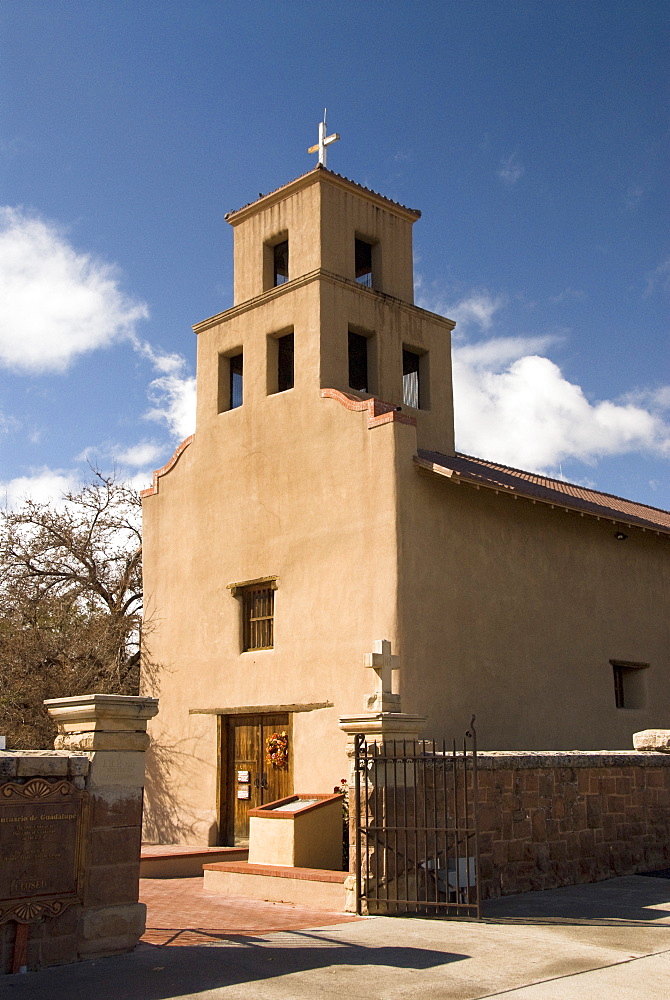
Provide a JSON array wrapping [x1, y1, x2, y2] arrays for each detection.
[[204, 861, 349, 883], [141, 844, 247, 859], [473, 750, 670, 768]]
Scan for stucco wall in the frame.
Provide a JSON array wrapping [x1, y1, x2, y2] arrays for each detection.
[[396, 445, 670, 749]]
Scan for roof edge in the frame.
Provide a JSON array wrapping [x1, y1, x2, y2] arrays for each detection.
[[225, 165, 421, 224], [415, 451, 670, 536]]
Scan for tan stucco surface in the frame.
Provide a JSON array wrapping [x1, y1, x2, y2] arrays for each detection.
[[142, 168, 669, 845]]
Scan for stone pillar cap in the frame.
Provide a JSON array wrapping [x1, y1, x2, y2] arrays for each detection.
[[45, 693, 159, 725], [338, 712, 428, 739], [633, 729, 670, 752]]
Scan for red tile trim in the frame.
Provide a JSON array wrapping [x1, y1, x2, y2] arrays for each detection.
[[321, 388, 417, 429], [248, 793, 344, 819], [141, 845, 248, 859], [140, 435, 195, 498], [204, 862, 348, 883]]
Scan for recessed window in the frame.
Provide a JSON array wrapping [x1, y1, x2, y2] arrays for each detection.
[[277, 333, 294, 392], [273, 240, 289, 286], [229, 352, 243, 409], [611, 660, 649, 709], [402, 349, 421, 408], [355, 238, 373, 287], [348, 331, 369, 392], [218, 351, 244, 413], [242, 585, 275, 651]]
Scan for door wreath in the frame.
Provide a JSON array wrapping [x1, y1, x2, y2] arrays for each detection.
[[265, 731, 289, 769]]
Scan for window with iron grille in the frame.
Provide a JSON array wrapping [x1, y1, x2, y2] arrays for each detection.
[[273, 240, 289, 286], [402, 349, 420, 408], [242, 585, 274, 651], [355, 238, 373, 287]]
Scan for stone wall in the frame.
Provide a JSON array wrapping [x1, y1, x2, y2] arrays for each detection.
[[1, 694, 157, 975], [476, 751, 670, 899], [349, 746, 670, 904]]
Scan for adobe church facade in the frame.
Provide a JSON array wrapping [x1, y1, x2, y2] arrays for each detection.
[[142, 165, 670, 846]]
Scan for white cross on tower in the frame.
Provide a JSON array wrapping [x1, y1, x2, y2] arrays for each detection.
[[308, 109, 340, 168], [364, 639, 401, 713]]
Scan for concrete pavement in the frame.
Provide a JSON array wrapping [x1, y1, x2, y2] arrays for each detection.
[[1, 874, 669, 999]]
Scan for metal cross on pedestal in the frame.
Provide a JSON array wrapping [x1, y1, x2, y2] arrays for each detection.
[[308, 109, 340, 168]]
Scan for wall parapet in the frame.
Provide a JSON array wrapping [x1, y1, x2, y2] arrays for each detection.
[[474, 750, 670, 769]]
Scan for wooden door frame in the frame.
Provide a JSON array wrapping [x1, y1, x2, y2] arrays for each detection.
[[217, 711, 293, 846]]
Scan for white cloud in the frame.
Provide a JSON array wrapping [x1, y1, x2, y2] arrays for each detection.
[[644, 257, 670, 297], [625, 185, 644, 210], [549, 288, 587, 304], [0, 468, 80, 508], [0, 206, 149, 373], [417, 289, 506, 334], [145, 365, 197, 439], [455, 335, 558, 368], [113, 442, 166, 468], [497, 152, 524, 186], [453, 343, 670, 469]]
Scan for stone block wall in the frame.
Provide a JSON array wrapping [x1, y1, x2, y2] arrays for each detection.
[[1, 694, 157, 975], [349, 746, 670, 903], [476, 751, 670, 899], [0, 750, 145, 974]]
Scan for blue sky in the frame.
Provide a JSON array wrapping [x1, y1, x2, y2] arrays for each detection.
[[1, 0, 668, 509]]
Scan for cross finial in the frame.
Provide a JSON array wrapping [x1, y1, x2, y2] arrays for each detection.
[[308, 108, 340, 168], [364, 639, 401, 713]]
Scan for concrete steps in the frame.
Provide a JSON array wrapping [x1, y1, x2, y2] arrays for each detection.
[[140, 844, 248, 878], [203, 861, 353, 911]]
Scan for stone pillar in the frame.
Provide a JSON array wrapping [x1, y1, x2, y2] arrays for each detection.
[[339, 713, 428, 913], [45, 694, 158, 958]]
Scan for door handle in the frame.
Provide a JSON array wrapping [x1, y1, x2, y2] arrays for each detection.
[[261, 774, 268, 790], [253, 776, 260, 788]]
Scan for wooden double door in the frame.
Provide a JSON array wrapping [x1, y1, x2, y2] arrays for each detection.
[[221, 713, 292, 845]]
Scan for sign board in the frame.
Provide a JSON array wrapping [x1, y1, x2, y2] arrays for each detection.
[[237, 787, 250, 800], [0, 778, 87, 923], [237, 770, 250, 783]]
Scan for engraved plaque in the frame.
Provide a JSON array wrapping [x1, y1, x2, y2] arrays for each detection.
[[0, 778, 87, 923], [237, 770, 250, 783], [237, 787, 250, 799]]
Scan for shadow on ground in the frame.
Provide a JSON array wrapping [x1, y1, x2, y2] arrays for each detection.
[[0, 931, 468, 1000], [482, 874, 670, 925]]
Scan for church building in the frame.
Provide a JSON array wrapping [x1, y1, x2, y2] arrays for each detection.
[[141, 159, 670, 846]]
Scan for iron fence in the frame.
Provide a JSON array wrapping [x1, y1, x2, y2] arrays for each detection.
[[353, 721, 480, 918]]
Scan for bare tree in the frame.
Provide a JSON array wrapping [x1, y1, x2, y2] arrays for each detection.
[[0, 470, 143, 748]]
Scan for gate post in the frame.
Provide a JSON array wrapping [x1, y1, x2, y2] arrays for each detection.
[[339, 711, 427, 913]]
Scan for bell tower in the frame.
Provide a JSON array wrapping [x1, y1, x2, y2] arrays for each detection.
[[193, 165, 455, 455]]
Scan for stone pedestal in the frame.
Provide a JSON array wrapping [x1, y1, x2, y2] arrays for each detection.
[[44, 694, 159, 962]]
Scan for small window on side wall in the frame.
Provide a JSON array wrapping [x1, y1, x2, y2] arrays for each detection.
[[611, 660, 649, 709]]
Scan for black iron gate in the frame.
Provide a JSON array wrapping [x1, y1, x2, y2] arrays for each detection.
[[353, 722, 480, 918]]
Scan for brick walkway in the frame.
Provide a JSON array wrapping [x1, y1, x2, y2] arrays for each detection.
[[139, 877, 360, 946]]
